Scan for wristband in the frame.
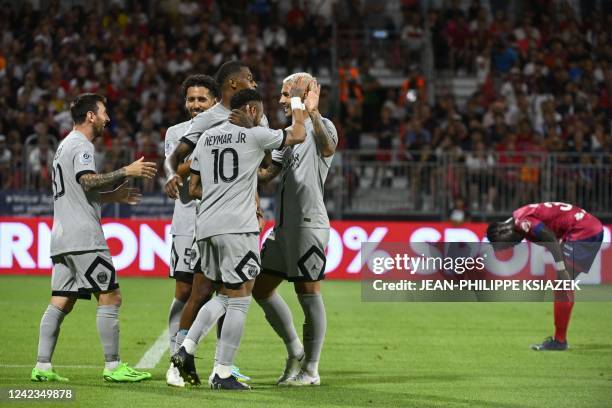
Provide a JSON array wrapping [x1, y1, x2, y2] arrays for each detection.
[[290, 97, 303, 110], [555, 261, 566, 271]]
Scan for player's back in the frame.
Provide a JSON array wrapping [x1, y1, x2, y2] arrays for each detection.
[[273, 117, 337, 229], [513, 202, 602, 241], [50, 130, 107, 256], [191, 122, 284, 240], [180, 103, 231, 148]]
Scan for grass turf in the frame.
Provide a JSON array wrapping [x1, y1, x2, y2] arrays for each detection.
[[0, 276, 610, 408]]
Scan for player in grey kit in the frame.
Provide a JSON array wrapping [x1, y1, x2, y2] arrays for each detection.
[[164, 74, 219, 387], [171, 84, 309, 390], [255, 73, 338, 386], [164, 61, 263, 384], [31, 93, 156, 382]]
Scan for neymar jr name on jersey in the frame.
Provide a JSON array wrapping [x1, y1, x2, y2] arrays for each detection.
[[203, 132, 247, 146]]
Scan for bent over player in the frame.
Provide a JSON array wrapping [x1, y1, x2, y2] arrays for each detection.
[[172, 86, 308, 390], [32, 93, 155, 382], [253, 73, 338, 386], [487, 202, 604, 351]]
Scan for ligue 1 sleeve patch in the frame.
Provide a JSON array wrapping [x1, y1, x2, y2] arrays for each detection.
[[520, 220, 531, 233], [165, 141, 174, 156], [79, 151, 93, 165]]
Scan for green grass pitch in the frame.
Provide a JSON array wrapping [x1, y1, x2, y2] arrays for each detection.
[[0, 276, 611, 407]]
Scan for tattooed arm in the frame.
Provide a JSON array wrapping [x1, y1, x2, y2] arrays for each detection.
[[79, 157, 157, 192], [304, 79, 337, 157], [309, 109, 337, 157]]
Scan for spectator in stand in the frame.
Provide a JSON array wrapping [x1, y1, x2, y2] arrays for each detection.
[[28, 134, 54, 191], [0, 135, 12, 189]]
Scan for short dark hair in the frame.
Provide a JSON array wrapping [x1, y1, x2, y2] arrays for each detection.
[[70, 93, 106, 124], [215, 60, 248, 87], [181, 74, 220, 99], [230, 89, 263, 110]]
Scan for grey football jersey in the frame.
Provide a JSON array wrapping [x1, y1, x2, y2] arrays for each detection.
[[165, 120, 195, 236], [181, 102, 269, 148], [190, 122, 285, 240], [272, 117, 337, 229], [180, 103, 232, 149], [50, 130, 107, 256]]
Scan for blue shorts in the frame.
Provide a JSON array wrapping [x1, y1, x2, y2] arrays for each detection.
[[562, 231, 604, 277]]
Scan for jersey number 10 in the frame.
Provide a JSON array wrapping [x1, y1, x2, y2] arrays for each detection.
[[52, 163, 65, 200], [211, 148, 239, 183]]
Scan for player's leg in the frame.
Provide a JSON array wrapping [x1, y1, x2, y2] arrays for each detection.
[[69, 250, 150, 381], [173, 239, 224, 386], [175, 271, 215, 351], [532, 234, 603, 351], [32, 256, 78, 382], [282, 228, 328, 386], [168, 235, 195, 354], [255, 231, 305, 377], [209, 233, 260, 390], [211, 279, 254, 390]]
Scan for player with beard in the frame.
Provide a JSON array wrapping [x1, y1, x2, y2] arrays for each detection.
[[164, 75, 219, 387], [242, 73, 338, 386], [164, 61, 266, 385], [31, 93, 156, 382]]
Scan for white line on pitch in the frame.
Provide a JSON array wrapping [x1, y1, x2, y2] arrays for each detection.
[[135, 329, 169, 369]]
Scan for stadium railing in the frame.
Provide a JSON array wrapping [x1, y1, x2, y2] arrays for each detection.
[[332, 150, 612, 220]]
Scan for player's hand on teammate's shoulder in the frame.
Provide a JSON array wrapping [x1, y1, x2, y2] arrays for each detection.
[[112, 181, 142, 205], [304, 78, 321, 114], [124, 157, 157, 179], [229, 109, 254, 128]]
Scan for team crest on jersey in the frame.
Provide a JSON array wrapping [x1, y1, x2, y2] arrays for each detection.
[[97, 271, 109, 284], [79, 151, 93, 165], [520, 221, 531, 232], [285, 152, 301, 170]]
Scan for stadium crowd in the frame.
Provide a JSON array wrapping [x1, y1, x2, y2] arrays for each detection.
[[0, 0, 610, 214]]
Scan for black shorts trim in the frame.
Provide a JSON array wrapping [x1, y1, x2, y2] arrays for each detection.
[[51, 290, 91, 300], [180, 136, 196, 149], [297, 245, 327, 282], [75, 170, 96, 183], [271, 160, 283, 168], [262, 268, 287, 279], [170, 271, 194, 283], [190, 168, 200, 175]]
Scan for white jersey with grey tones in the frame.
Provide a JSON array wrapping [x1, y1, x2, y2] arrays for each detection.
[[190, 122, 285, 240], [165, 120, 195, 236], [271, 117, 337, 229], [50, 130, 107, 256], [181, 102, 269, 149]]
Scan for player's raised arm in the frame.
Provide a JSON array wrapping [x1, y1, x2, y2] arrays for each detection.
[[283, 77, 309, 146], [79, 156, 156, 192], [304, 79, 337, 157]]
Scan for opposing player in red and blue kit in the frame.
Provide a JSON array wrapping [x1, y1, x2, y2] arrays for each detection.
[[487, 202, 604, 351]]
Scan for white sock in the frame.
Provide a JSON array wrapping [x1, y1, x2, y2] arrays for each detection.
[[216, 364, 232, 379], [305, 361, 319, 376], [35, 362, 52, 371], [105, 360, 120, 370], [182, 338, 197, 355], [288, 338, 304, 359]]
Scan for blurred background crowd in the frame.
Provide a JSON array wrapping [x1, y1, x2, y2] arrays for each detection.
[[1, 0, 611, 220]]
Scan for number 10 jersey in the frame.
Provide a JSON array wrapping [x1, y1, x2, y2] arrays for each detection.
[[190, 121, 285, 241], [50, 130, 107, 256]]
